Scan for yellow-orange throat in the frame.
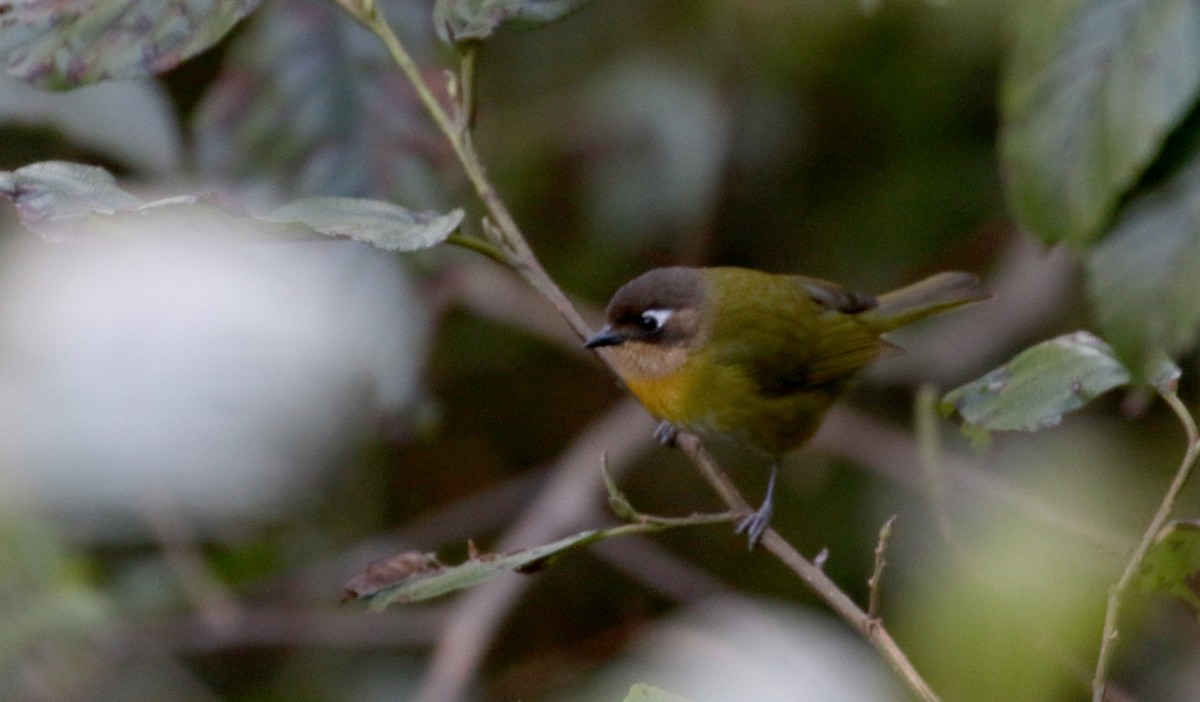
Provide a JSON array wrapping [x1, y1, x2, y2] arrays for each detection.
[[607, 343, 694, 422]]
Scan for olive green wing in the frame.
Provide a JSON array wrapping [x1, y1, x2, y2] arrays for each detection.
[[709, 275, 884, 396]]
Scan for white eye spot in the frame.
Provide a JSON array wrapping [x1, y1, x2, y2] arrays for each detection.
[[639, 308, 673, 332]]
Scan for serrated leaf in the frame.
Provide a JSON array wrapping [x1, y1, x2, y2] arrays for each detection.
[[0, 0, 260, 90], [623, 684, 693, 702], [433, 0, 597, 44], [941, 331, 1131, 431], [269, 197, 463, 252], [1001, 0, 1200, 246], [0, 161, 143, 240], [347, 528, 621, 610], [1086, 157, 1200, 373], [1136, 520, 1200, 611], [193, 0, 445, 204]]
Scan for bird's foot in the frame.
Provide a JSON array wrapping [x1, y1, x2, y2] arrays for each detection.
[[653, 421, 679, 447], [734, 465, 778, 550]]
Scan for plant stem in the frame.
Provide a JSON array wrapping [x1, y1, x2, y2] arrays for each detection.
[[361, 12, 596, 343], [1092, 389, 1200, 701], [677, 435, 941, 702], [458, 44, 478, 132], [867, 515, 897, 620], [445, 232, 508, 265]]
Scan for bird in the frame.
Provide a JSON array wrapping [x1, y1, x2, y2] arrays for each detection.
[[584, 266, 989, 547]]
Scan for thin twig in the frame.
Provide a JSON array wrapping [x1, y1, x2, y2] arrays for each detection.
[[602, 451, 741, 528], [356, 9, 597, 344], [1092, 388, 1200, 701], [677, 435, 941, 702], [457, 44, 478, 133], [867, 515, 896, 620]]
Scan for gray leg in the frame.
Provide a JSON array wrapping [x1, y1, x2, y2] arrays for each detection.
[[653, 421, 679, 447], [734, 464, 777, 549]]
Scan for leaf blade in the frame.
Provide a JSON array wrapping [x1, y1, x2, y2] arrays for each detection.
[[1001, 0, 1200, 246], [0, 0, 260, 89], [268, 197, 463, 252], [0, 161, 144, 240], [347, 529, 620, 610], [1136, 520, 1200, 611], [192, 0, 444, 203], [941, 331, 1132, 431], [1086, 156, 1200, 373], [434, 0, 598, 44]]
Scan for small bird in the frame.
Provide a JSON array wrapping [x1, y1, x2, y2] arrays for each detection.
[[585, 266, 988, 546]]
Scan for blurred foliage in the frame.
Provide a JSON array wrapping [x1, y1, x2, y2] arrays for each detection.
[[2, 0, 1200, 701], [1002, 0, 1200, 248], [1138, 520, 1200, 612], [0, 0, 260, 89], [193, 0, 448, 206]]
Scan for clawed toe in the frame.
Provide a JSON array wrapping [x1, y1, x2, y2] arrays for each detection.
[[733, 465, 778, 550], [735, 503, 773, 549], [653, 422, 679, 447]]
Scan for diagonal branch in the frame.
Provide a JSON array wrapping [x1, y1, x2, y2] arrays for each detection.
[[676, 435, 940, 702]]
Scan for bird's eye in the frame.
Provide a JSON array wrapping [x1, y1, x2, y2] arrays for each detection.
[[638, 309, 672, 333]]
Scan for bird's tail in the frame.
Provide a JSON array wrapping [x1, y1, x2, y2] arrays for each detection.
[[861, 271, 989, 332]]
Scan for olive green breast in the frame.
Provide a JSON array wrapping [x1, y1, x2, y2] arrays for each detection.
[[671, 268, 885, 455]]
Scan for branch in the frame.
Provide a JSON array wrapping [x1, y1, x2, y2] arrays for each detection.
[[867, 515, 897, 620], [352, 6, 597, 344], [676, 435, 941, 702], [1092, 387, 1200, 701]]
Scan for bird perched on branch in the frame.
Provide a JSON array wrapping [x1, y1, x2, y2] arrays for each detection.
[[585, 266, 988, 547]]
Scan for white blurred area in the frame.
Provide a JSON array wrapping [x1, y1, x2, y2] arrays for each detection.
[[0, 75, 182, 175], [550, 595, 899, 702], [0, 219, 429, 539]]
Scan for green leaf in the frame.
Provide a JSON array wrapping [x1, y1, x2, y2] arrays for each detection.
[[1086, 157, 1200, 373], [1001, 0, 1200, 246], [193, 0, 445, 203], [0, 161, 456, 251], [433, 0, 598, 44], [0, 0, 260, 89], [1136, 520, 1200, 611], [268, 197, 463, 252], [345, 528, 636, 610], [623, 684, 693, 702], [941, 331, 1131, 431], [0, 161, 144, 240]]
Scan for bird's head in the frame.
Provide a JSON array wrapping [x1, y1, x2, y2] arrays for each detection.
[[585, 267, 708, 377]]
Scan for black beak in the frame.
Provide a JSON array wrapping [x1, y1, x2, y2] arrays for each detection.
[[584, 325, 625, 349]]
